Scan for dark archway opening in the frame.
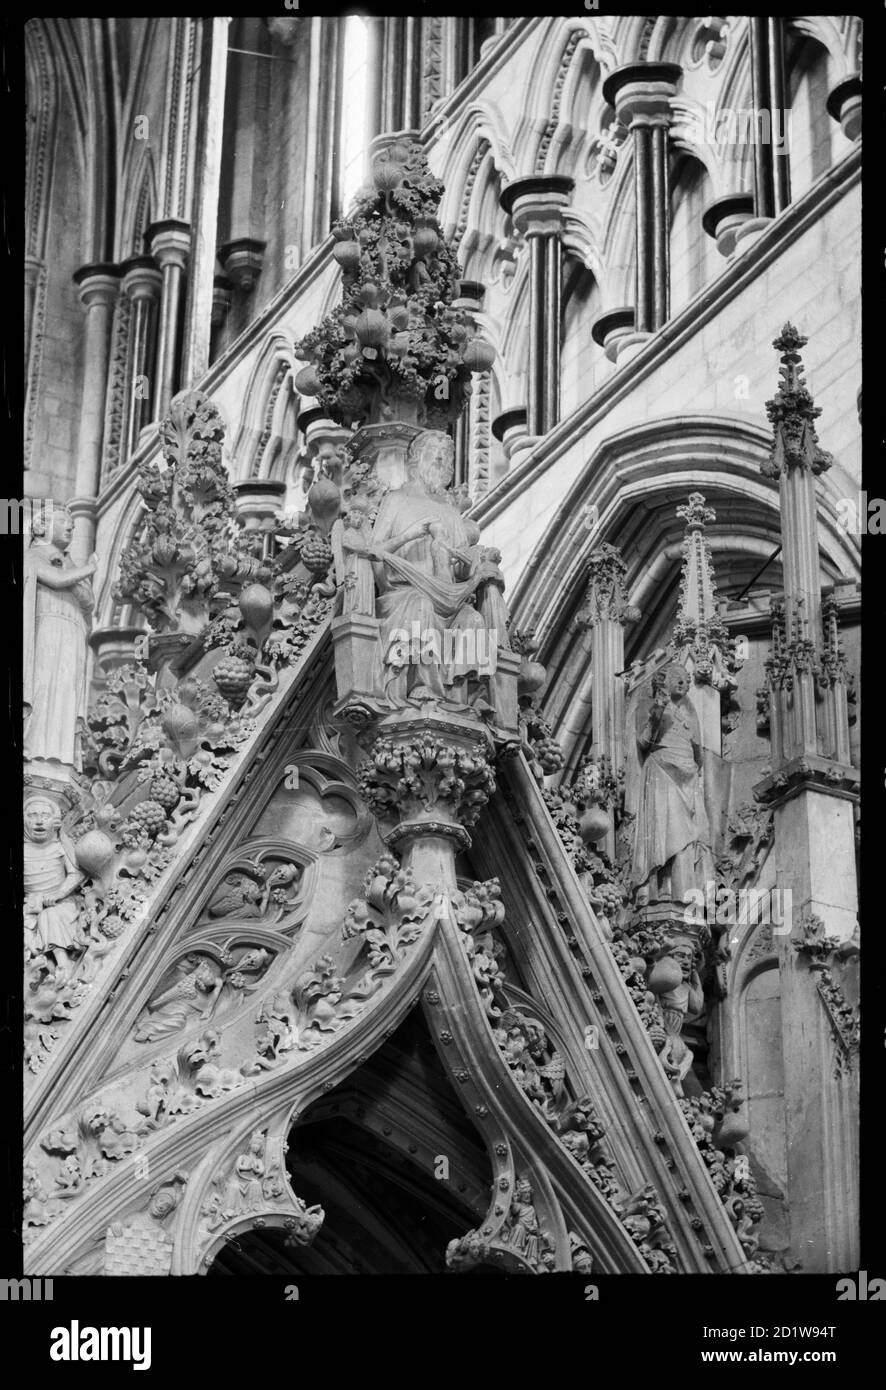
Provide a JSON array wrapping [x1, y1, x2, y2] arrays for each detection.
[[208, 1008, 497, 1275]]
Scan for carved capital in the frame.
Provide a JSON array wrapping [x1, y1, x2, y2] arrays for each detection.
[[763, 324, 833, 477], [576, 543, 638, 628], [357, 720, 496, 848]]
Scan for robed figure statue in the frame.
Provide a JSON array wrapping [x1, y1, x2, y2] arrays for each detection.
[[24, 506, 96, 773], [353, 429, 507, 707], [631, 663, 715, 906]]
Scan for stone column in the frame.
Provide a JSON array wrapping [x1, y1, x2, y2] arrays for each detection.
[[365, 19, 385, 140], [452, 280, 486, 488], [147, 219, 191, 419], [499, 176, 573, 436], [70, 263, 121, 559], [378, 19, 422, 133], [748, 17, 791, 220], [602, 64, 681, 349], [181, 17, 230, 389], [121, 256, 162, 459]]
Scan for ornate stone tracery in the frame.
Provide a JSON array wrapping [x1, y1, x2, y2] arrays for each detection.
[[22, 17, 860, 1280]]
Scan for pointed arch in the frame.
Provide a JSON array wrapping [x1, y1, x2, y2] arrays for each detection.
[[229, 333, 300, 485]]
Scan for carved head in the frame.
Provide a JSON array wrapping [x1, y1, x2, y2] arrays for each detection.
[[668, 939, 697, 979], [665, 663, 690, 700], [195, 961, 220, 991], [406, 430, 455, 493], [29, 506, 74, 550], [28, 503, 70, 548], [24, 796, 61, 843]]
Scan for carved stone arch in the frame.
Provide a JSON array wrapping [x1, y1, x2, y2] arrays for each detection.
[[561, 210, 606, 284], [787, 15, 859, 79], [253, 365, 300, 485], [25, 20, 61, 261], [159, 18, 199, 221], [451, 145, 508, 288], [228, 334, 297, 482], [422, 912, 651, 1272], [713, 18, 753, 119], [25, 20, 63, 468], [784, 26, 844, 197], [669, 148, 719, 314], [559, 253, 604, 420], [119, 145, 158, 259], [43, 18, 101, 261], [598, 148, 637, 308], [172, 1101, 323, 1275], [507, 415, 859, 642], [517, 23, 589, 178], [435, 101, 515, 233], [614, 15, 657, 66], [176, 833, 322, 937], [497, 256, 531, 404], [645, 14, 690, 64], [669, 98, 743, 201], [540, 36, 606, 178]]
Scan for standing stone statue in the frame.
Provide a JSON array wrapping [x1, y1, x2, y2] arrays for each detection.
[[23, 506, 96, 774], [631, 663, 715, 906], [363, 430, 505, 706], [23, 795, 85, 978]]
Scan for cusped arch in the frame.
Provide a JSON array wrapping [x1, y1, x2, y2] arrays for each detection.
[[229, 333, 299, 483]]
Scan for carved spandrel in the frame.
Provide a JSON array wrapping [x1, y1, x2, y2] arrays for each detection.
[[132, 945, 275, 1044]]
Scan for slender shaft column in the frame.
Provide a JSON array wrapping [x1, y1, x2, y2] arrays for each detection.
[[365, 18, 385, 142], [499, 175, 573, 436], [146, 219, 191, 419], [381, 19, 403, 131], [402, 18, 422, 130], [121, 257, 162, 458], [748, 18, 791, 219], [451, 280, 485, 488], [70, 264, 121, 559], [603, 63, 681, 342], [766, 19, 791, 215], [181, 18, 230, 388], [575, 544, 639, 858]]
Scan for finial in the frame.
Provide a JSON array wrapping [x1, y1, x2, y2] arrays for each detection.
[[763, 323, 833, 477]]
